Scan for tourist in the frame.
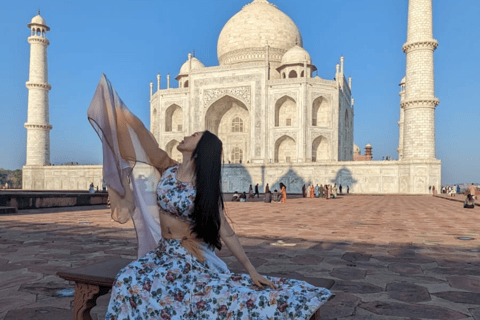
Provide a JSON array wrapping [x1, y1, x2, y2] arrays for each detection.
[[347, 185, 350, 194], [102, 180, 107, 192], [307, 184, 311, 198], [469, 183, 477, 200], [264, 190, 272, 203], [280, 183, 287, 203], [89, 182, 95, 194], [265, 183, 270, 194], [248, 184, 254, 199], [315, 184, 320, 197], [464, 194, 475, 208], [302, 184, 306, 198], [429, 185, 432, 193], [457, 185, 461, 194], [272, 189, 280, 203], [332, 183, 338, 199], [231, 191, 240, 202], [254, 183, 260, 198], [240, 192, 247, 202], [339, 184, 342, 194], [432, 185, 437, 195], [310, 184, 315, 198], [327, 184, 332, 199], [319, 184, 324, 198], [90, 76, 332, 319]]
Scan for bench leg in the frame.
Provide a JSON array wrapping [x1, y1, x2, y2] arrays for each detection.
[[74, 283, 110, 320], [309, 310, 320, 320]]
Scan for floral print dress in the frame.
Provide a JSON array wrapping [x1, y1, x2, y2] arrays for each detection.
[[105, 166, 332, 320]]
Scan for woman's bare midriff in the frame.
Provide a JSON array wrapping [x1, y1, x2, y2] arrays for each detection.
[[158, 210, 192, 239]]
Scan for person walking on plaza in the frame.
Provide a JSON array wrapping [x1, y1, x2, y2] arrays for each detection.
[[332, 183, 338, 199], [432, 185, 437, 195], [307, 184, 311, 198], [310, 184, 315, 198], [429, 185, 432, 193], [347, 185, 350, 194], [323, 185, 328, 199], [456, 185, 461, 195], [339, 184, 342, 194], [469, 183, 477, 200], [319, 184, 324, 198], [315, 184, 320, 197], [254, 183, 260, 198], [280, 183, 287, 203], [302, 184, 306, 198], [248, 184, 254, 199], [265, 183, 269, 194], [327, 185, 332, 199]]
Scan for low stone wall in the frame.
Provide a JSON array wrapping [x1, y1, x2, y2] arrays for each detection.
[[221, 159, 441, 194], [21, 159, 441, 195], [0, 191, 108, 210]]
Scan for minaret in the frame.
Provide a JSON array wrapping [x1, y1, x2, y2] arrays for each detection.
[[401, 0, 439, 160], [25, 12, 52, 166], [397, 77, 406, 160]]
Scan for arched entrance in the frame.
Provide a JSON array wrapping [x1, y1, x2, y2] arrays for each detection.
[[312, 135, 329, 162], [275, 96, 296, 127], [312, 96, 330, 127], [165, 105, 183, 132], [166, 139, 182, 163], [274, 135, 296, 163], [205, 96, 250, 163]]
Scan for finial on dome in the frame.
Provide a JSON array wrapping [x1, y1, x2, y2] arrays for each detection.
[[192, 49, 195, 57], [38, 9, 41, 15], [295, 37, 298, 46], [252, 0, 269, 3]]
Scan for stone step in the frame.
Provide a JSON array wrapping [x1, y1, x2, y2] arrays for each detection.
[[0, 207, 17, 214]]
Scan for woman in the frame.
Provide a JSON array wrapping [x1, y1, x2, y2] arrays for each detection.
[[89, 75, 331, 320], [310, 184, 315, 198], [315, 184, 320, 198], [319, 184, 324, 198], [248, 184, 254, 198], [280, 183, 287, 203]]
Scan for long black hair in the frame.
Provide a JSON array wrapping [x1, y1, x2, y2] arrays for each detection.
[[189, 130, 224, 250]]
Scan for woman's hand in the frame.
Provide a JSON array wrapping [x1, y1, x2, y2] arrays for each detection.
[[249, 269, 277, 290]]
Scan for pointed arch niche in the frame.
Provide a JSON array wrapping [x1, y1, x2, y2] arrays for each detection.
[[274, 135, 296, 163], [312, 135, 330, 162], [312, 96, 330, 127], [165, 140, 182, 163], [275, 96, 296, 127], [205, 95, 250, 163], [165, 104, 183, 132]]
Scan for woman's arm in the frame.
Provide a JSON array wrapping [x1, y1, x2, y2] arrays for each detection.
[[219, 209, 276, 289]]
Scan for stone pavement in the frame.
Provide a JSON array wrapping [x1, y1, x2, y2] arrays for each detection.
[[0, 195, 479, 319]]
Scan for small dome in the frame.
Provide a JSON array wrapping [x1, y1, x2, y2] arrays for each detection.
[[217, 0, 302, 65], [366, 143, 372, 148], [281, 45, 311, 65], [399, 77, 406, 85], [179, 56, 205, 75], [31, 15, 46, 25], [28, 14, 50, 30]]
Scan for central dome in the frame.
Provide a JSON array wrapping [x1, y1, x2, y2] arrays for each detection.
[[217, 0, 303, 66]]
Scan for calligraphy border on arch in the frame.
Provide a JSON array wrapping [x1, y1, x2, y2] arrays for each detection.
[[203, 86, 251, 110]]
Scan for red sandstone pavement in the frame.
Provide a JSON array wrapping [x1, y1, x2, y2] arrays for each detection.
[[0, 195, 480, 319]]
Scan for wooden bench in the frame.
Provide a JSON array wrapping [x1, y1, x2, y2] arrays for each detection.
[[57, 258, 334, 320]]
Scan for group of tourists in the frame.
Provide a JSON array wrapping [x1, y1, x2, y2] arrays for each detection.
[[302, 183, 349, 199], [231, 183, 288, 204]]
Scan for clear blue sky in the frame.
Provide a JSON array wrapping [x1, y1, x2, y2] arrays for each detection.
[[0, 0, 478, 185]]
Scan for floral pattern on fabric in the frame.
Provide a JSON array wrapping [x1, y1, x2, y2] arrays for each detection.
[[105, 238, 332, 320], [156, 165, 196, 222]]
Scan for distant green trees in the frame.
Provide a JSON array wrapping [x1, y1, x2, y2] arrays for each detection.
[[0, 169, 22, 189]]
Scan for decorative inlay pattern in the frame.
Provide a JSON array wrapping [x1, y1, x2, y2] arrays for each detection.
[[402, 40, 438, 53], [401, 98, 439, 110]]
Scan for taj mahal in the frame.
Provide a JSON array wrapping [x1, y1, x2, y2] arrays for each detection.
[[22, 0, 441, 194]]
